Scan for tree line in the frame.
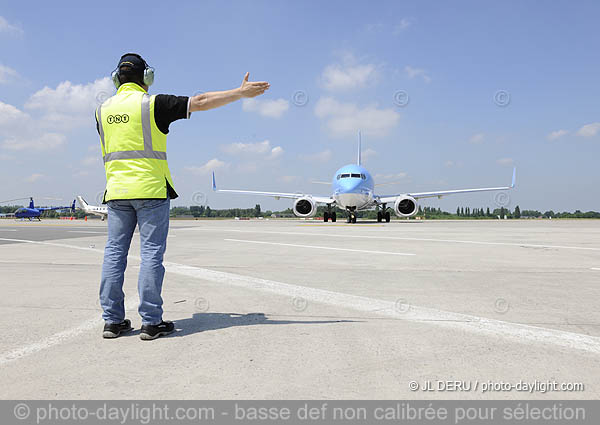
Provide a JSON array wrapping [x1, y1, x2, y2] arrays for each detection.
[[1, 204, 599, 219]]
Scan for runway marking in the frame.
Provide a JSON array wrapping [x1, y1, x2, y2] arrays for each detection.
[[0, 298, 138, 367], [68, 231, 107, 234], [592, 268, 600, 271], [163, 262, 600, 355], [187, 227, 600, 251], [0, 229, 17, 231], [224, 238, 415, 256], [1, 236, 600, 365]]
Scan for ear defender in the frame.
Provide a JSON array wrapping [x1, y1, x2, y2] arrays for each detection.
[[111, 69, 121, 89], [143, 67, 154, 87], [111, 53, 154, 89]]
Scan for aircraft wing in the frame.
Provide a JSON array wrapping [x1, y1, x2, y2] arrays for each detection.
[[377, 168, 516, 203], [212, 173, 334, 204]]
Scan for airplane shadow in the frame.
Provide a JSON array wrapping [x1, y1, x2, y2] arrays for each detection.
[[165, 312, 358, 338]]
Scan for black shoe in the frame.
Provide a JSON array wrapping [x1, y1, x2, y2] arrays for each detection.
[[140, 321, 175, 340], [103, 319, 133, 339]]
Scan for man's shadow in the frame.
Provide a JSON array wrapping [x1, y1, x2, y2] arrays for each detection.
[[167, 312, 357, 338]]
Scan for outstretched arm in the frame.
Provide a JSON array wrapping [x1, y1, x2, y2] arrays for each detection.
[[189, 72, 270, 112]]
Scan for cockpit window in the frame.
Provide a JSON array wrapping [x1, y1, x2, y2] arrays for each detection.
[[351, 173, 361, 178], [340, 173, 350, 178]]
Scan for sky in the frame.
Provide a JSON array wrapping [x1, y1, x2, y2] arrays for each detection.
[[0, 1, 599, 212]]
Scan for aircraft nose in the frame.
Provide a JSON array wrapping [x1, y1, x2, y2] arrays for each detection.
[[338, 179, 362, 194]]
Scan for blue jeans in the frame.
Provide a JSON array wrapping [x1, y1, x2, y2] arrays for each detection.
[[100, 198, 170, 325]]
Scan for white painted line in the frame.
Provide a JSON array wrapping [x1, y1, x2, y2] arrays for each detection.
[[186, 227, 600, 252], [0, 318, 103, 366], [163, 261, 600, 355], [0, 229, 17, 232], [0, 238, 99, 253], [0, 299, 138, 367], [68, 231, 107, 234], [224, 238, 415, 256], [1, 237, 600, 365], [592, 268, 600, 271]]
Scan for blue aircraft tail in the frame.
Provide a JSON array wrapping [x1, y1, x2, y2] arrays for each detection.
[[71, 199, 76, 211], [29, 197, 34, 209]]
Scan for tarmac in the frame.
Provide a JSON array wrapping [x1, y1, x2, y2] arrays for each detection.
[[0, 218, 598, 399]]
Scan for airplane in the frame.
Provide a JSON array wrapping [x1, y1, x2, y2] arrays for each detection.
[[211, 133, 516, 224], [12, 198, 76, 221], [76, 196, 108, 220]]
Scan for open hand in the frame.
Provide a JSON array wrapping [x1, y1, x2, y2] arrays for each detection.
[[239, 72, 270, 98]]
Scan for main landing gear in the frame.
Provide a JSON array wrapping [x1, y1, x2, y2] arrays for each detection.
[[376, 204, 391, 223], [323, 205, 336, 222]]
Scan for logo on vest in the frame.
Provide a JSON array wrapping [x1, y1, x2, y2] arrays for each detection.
[[106, 114, 129, 124]]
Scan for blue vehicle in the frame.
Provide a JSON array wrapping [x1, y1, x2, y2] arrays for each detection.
[[14, 198, 76, 221], [212, 133, 515, 223]]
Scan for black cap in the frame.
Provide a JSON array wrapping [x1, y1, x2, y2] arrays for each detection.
[[118, 53, 146, 71]]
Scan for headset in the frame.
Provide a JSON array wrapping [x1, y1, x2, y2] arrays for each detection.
[[111, 53, 155, 89]]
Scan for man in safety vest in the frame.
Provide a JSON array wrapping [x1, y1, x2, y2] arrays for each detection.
[[96, 53, 269, 340]]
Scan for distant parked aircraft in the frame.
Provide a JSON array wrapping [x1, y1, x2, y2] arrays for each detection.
[[10, 198, 76, 221], [76, 196, 108, 220]]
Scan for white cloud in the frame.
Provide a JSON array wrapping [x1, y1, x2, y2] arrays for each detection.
[[404, 65, 431, 83], [0, 78, 114, 153], [242, 98, 289, 118], [0, 64, 18, 84], [496, 157, 514, 166], [184, 158, 227, 175], [547, 129, 568, 141], [25, 173, 44, 183], [469, 133, 485, 144], [221, 139, 283, 160], [576, 122, 600, 138], [361, 148, 377, 160], [444, 160, 463, 168], [222, 140, 271, 155], [375, 172, 408, 180], [393, 18, 414, 34], [314, 97, 399, 138], [25, 77, 114, 130], [0, 16, 23, 36], [321, 63, 377, 91], [2, 132, 66, 151], [299, 149, 332, 163], [267, 146, 284, 160], [81, 156, 101, 166], [0, 101, 29, 129]]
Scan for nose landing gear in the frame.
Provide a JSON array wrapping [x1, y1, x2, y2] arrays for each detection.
[[346, 207, 357, 223]]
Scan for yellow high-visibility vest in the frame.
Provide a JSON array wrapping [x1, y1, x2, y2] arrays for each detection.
[[96, 83, 177, 202]]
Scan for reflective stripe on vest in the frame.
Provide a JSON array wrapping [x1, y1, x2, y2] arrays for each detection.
[[96, 94, 167, 163]]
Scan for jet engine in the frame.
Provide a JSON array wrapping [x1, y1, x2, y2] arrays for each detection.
[[394, 195, 418, 217], [293, 197, 317, 217]]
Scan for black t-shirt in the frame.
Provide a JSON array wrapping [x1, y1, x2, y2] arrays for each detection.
[[153, 94, 190, 134]]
